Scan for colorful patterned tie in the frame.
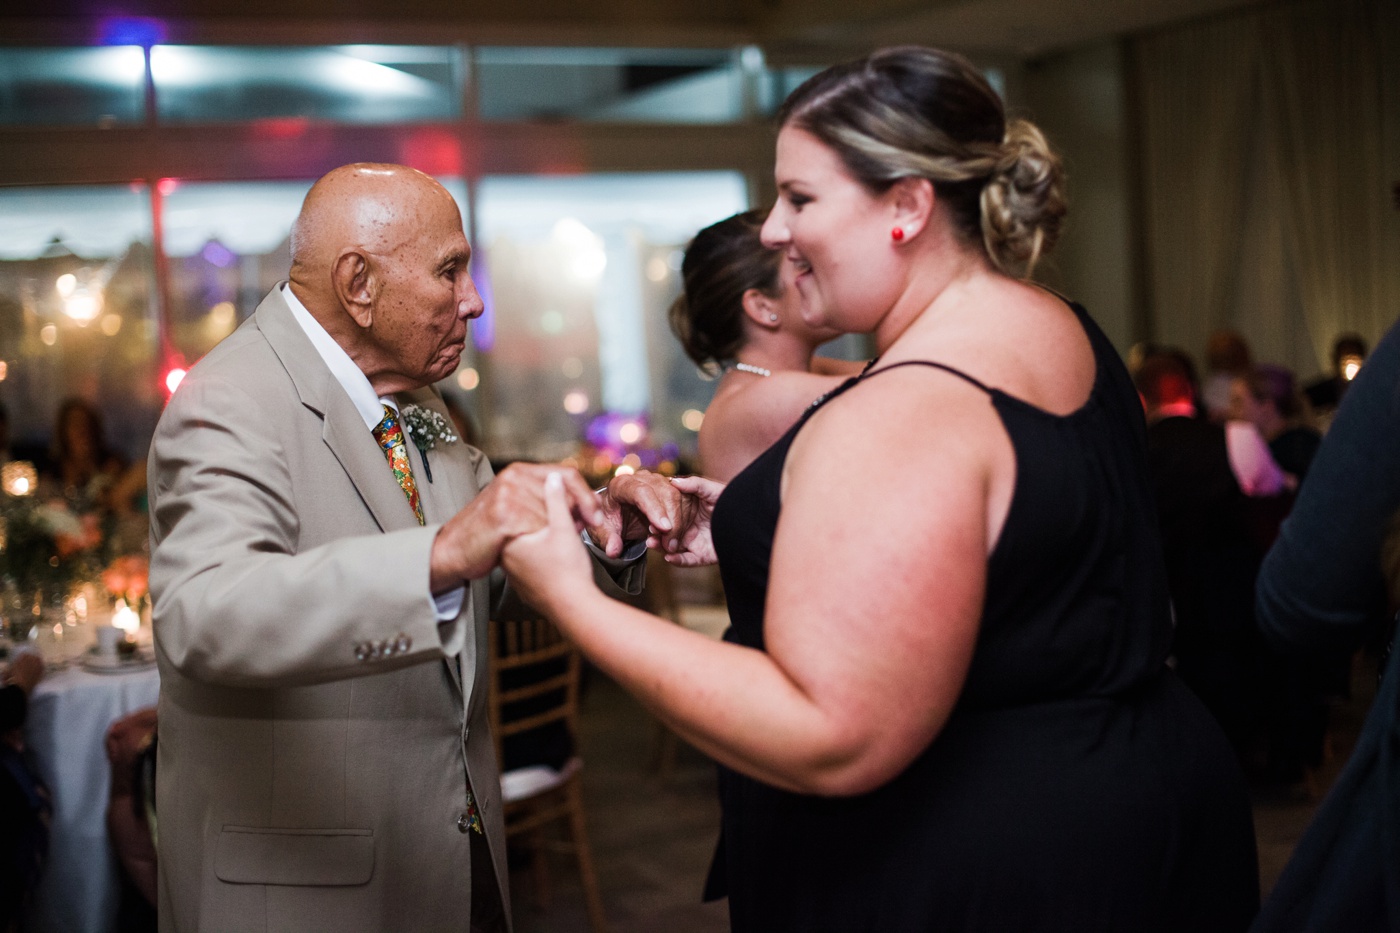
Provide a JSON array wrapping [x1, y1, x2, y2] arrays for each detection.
[[372, 405, 425, 526]]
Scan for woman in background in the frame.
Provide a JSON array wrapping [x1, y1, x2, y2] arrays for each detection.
[[504, 46, 1258, 931], [670, 209, 864, 482], [47, 397, 125, 505]]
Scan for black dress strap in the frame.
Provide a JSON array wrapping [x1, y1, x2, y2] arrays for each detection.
[[862, 360, 994, 395]]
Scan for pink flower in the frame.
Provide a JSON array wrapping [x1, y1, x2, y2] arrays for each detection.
[[102, 554, 150, 600]]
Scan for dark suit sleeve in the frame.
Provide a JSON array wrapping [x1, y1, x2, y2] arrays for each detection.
[[1257, 320, 1400, 653]]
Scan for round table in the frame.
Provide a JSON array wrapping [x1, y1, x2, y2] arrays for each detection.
[[22, 660, 160, 933]]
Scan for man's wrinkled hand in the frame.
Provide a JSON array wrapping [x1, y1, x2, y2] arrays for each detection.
[[430, 462, 602, 591], [590, 470, 702, 558]]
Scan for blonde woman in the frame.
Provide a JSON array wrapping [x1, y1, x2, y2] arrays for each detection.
[[504, 47, 1258, 931]]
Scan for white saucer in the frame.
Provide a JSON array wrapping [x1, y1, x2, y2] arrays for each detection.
[[82, 647, 156, 674]]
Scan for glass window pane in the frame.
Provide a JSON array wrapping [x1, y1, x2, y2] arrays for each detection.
[[160, 177, 469, 364], [476, 47, 742, 123], [152, 45, 461, 124], [473, 172, 748, 469], [757, 65, 824, 115], [0, 47, 147, 126], [0, 184, 159, 465], [160, 180, 312, 362]]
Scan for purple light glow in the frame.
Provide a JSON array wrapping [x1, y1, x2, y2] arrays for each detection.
[[201, 241, 236, 268], [585, 412, 651, 458], [97, 16, 167, 47], [471, 264, 496, 352]]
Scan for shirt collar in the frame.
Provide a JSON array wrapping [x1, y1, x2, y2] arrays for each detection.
[[281, 283, 394, 431]]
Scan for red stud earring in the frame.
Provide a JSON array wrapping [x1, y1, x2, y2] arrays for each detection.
[[891, 226, 905, 242]]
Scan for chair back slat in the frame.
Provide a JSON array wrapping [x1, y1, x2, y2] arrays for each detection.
[[488, 613, 582, 770]]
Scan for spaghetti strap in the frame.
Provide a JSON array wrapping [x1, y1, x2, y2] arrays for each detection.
[[863, 360, 994, 395]]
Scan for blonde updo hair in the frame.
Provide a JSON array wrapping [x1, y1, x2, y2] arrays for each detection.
[[778, 46, 1067, 278]]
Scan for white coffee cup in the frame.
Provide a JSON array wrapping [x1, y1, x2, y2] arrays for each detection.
[[95, 624, 122, 659]]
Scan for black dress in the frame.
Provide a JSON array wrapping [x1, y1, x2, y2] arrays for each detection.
[[705, 302, 1259, 932]]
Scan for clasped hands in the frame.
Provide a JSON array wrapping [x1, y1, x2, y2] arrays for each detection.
[[429, 462, 721, 595]]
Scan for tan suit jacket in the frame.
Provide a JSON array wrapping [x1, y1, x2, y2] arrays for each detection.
[[148, 288, 639, 932]]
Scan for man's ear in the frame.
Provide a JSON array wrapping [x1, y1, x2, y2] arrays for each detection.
[[740, 287, 781, 330], [332, 249, 375, 328], [890, 176, 935, 242]]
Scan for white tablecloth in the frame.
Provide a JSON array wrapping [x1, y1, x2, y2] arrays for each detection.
[[22, 662, 160, 933]]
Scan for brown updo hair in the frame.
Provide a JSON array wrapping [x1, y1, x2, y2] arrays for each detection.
[[669, 209, 783, 374], [778, 46, 1067, 278]]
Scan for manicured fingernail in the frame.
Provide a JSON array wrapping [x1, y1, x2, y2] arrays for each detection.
[[545, 471, 562, 490]]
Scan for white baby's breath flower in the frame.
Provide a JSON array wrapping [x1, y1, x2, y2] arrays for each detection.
[[399, 404, 458, 483]]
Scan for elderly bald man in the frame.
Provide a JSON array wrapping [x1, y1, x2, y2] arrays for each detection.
[[148, 164, 677, 933]]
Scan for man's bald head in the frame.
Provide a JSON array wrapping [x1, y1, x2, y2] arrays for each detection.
[[284, 162, 480, 395], [290, 163, 451, 287]]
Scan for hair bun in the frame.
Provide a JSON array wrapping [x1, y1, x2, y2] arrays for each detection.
[[980, 119, 1067, 277]]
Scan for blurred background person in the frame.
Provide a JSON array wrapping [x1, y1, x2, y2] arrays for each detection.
[[1, 648, 49, 933], [1229, 364, 1322, 487], [1203, 328, 1254, 424], [105, 706, 158, 933], [1253, 318, 1400, 930], [1136, 349, 1284, 761], [1227, 363, 1338, 795], [669, 208, 864, 483], [1304, 332, 1368, 429], [45, 397, 126, 507]]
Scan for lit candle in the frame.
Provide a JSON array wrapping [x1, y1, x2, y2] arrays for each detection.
[[2, 461, 37, 497], [113, 600, 141, 635]]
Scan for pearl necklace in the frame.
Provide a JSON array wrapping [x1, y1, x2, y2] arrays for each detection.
[[732, 362, 772, 377]]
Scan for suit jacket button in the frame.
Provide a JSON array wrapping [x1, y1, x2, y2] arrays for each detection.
[[456, 813, 472, 833]]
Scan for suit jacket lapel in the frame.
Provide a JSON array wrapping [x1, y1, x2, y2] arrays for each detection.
[[256, 288, 420, 534]]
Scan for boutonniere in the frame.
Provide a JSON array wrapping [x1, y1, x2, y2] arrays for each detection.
[[400, 404, 458, 483]]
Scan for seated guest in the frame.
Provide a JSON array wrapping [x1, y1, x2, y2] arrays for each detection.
[[1, 649, 50, 933], [46, 397, 126, 506], [106, 706, 158, 930], [670, 209, 864, 482]]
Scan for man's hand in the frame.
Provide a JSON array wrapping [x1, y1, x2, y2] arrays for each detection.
[[430, 462, 602, 592], [590, 470, 706, 558]]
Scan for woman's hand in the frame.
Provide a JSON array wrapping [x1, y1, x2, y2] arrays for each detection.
[[501, 472, 598, 617], [660, 475, 724, 566]]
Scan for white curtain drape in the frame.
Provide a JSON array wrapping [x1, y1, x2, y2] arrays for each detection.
[[1132, 0, 1400, 376], [1262, 0, 1400, 368], [1136, 14, 1263, 356]]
